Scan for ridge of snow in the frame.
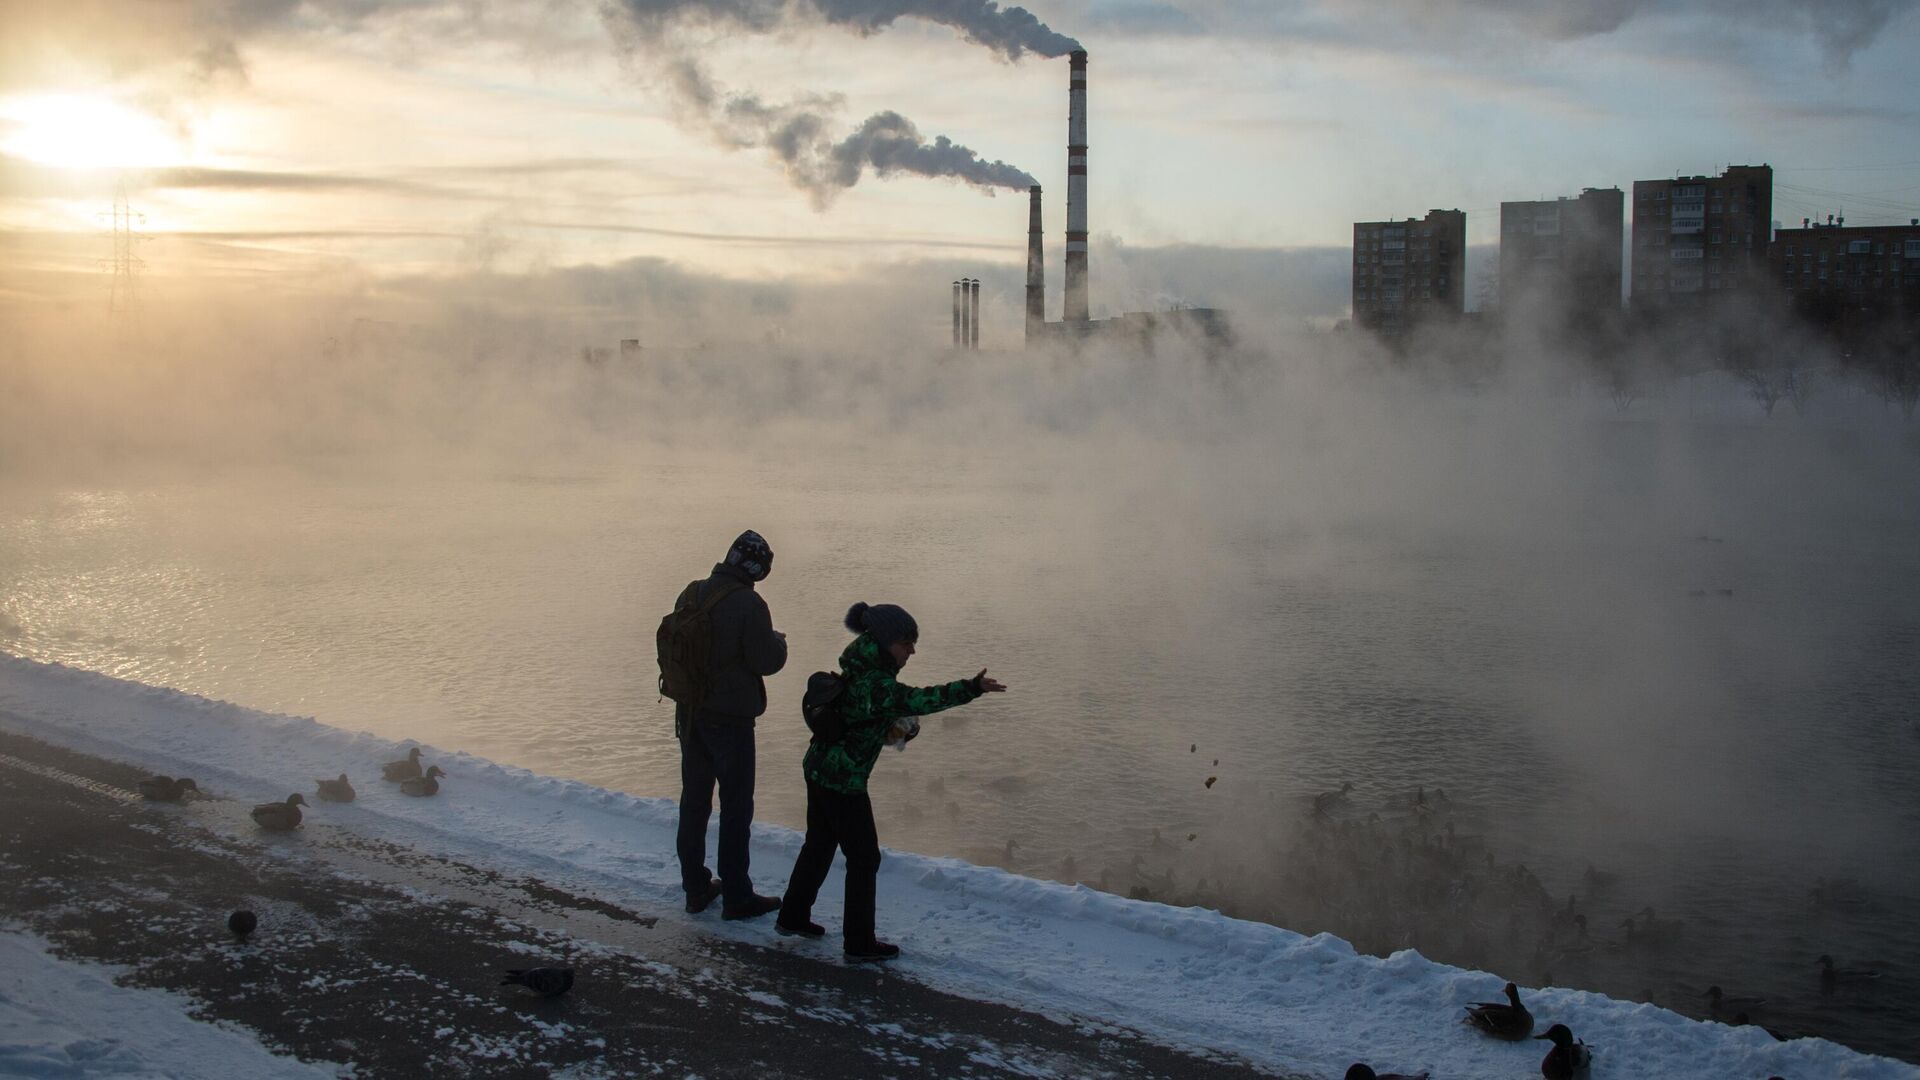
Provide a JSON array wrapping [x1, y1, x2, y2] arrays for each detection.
[[2, 653, 1914, 1080]]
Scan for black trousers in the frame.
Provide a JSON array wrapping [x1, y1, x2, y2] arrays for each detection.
[[675, 708, 758, 909], [780, 780, 882, 946]]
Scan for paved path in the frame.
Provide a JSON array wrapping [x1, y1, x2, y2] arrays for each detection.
[[0, 728, 1300, 1079]]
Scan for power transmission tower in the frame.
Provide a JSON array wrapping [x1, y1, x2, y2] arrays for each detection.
[[105, 179, 146, 320]]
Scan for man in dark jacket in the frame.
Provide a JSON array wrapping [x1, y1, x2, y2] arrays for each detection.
[[675, 530, 788, 919]]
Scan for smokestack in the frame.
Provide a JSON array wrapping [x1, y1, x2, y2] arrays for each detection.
[[952, 280, 963, 347], [969, 278, 981, 349], [1026, 185, 1045, 344], [1064, 49, 1089, 323]]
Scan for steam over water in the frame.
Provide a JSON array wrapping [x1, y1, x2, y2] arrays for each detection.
[[3, 375, 1919, 1061]]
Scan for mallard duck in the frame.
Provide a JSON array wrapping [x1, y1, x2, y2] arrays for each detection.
[[138, 776, 198, 802], [1705, 985, 1766, 1015], [227, 910, 257, 940], [501, 967, 574, 997], [1582, 863, 1618, 894], [1623, 906, 1683, 946], [1818, 954, 1881, 991], [250, 793, 307, 831], [381, 747, 424, 782], [1346, 1064, 1428, 1080], [1535, 1023, 1592, 1078], [1463, 981, 1534, 1040], [315, 774, 356, 802], [400, 765, 446, 797], [1314, 781, 1355, 815]]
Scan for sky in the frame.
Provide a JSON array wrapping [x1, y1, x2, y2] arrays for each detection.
[[2, 0, 1918, 331]]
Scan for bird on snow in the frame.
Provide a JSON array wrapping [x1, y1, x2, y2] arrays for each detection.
[[1314, 781, 1355, 815], [138, 776, 198, 802], [502, 967, 574, 997], [1705, 985, 1766, 1016], [1346, 1064, 1428, 1080], [251, 793, 307, 831], [227, 910, 257, 940], [381, 746, 424, 781], [1818, 954, 1881, 992], [400, 765, 446, 797], [315, 774, 356, 802], [1535, 1023, 1593, 1079], [1463, 981, 1534, 1041]]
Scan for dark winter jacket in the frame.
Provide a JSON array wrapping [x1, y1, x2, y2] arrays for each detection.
[[684, 563, 787, 721], [802, 633, 980, 794]]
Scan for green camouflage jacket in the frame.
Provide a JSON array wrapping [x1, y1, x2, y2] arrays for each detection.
[[802, 633, 981, 795]]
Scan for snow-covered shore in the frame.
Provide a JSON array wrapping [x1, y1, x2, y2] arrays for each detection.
[[1, 653, 1912, 1079]]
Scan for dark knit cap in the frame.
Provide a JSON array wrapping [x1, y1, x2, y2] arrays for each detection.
[[844, 602, 917, 648], [724, 530, 773, 582]]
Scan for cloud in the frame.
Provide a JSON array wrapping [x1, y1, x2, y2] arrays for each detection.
[[605, 0, 1080, 60]]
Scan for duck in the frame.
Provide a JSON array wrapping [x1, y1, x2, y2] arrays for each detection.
[[227, 910, 257, 940], [1818, 954, 1881, 991], [1582, 863, 1618, 895], [1345, 1065, 1429, 1080], [138, 776, 198, 802], [1705, 985, 1766, 1015], [1623, 906, 1683, 946], [1314, 782, 1356, 815], [1463, 981, 1534, 1040], [381, 747, 424, 782], [501, 966, 575, 997], [315, 774, 356, 802], [1534, 1023, 1593, 1078], [400, 765, 446, 797], [250, 793, 307, 831]]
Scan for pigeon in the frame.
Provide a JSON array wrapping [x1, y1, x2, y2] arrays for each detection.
[[315, 774, 356, 802], [502, 967, 574, 997], [228, 910, 257, 940], [138, 776, 198, 802], [400, 765, 446, 797], [250, 793, 307, 831], [381, 747, 424, 782]]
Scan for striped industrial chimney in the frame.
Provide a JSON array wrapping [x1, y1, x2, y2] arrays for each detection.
[[968, 278, 981, 349], [952, 280, 963, 347], [1026, 185, 1045, 344], [1064, 49, 1089, 323]]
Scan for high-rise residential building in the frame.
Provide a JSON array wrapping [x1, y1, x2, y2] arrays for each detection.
[[1771, 216, 1920, 314], [1629, 164, 1772, 306], [1499, 188, 1623, 324], [1352, 209, 1466, 332]]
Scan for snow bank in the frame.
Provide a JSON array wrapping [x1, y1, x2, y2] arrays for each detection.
[[0, 928, 344, 1079], [2, 654, 1913, 1080]]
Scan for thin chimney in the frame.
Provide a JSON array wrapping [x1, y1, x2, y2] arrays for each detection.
[[952, 280, 963, 347], [968, 278, 981, 349], [1026, 185, 1045, 344], [1064, 49, 1090, 323]]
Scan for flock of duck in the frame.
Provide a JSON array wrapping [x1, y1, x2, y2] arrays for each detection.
[[135, 745, 450, 831]]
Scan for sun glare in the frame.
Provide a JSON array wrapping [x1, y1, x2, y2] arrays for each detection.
[[0, 94, 187, 169]]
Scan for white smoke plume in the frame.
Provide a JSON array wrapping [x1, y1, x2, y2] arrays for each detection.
[[607, 0, 1081, 59]]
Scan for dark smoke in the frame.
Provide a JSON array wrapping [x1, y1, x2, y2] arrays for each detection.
[[609, 0, 1080, 59], [621, 32, 1040, 207]]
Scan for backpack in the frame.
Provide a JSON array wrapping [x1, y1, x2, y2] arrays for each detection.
[[801, 671, 848, 744], [656, 578, 744, 708]]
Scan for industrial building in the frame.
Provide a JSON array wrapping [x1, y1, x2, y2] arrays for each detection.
[[1629, 164, 1772, 306], [1020, 50, 1233, 352], [1350, 209, 1466, 332], [1499, 188, 1623, 325]]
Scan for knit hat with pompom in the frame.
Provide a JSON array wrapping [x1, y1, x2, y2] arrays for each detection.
[[844, 602, 917, 648]]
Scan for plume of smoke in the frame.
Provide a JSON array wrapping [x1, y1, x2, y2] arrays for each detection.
[[640, 49, 1036, 207], [609, 0, 1080, 59]]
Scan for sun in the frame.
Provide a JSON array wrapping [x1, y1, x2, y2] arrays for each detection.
[[0, 93, 187, 169]]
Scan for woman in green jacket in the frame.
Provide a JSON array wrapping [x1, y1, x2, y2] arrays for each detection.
[[776, 602, 1005, 961]]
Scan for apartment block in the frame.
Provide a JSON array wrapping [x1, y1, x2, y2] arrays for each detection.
[[1772, 216, 1920, 310], [1499, 188, 1623, 323], [1352, 209, 1467, 332], [1630, 164, 1772, 306]]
